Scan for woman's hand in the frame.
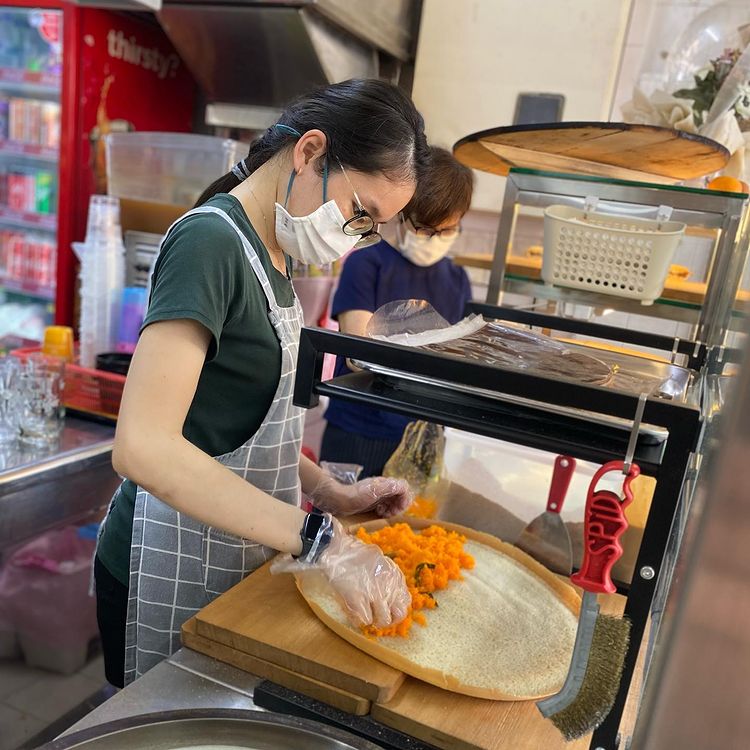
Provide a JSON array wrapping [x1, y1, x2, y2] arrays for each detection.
[[310, 471, 413, 518], [272, 517, 409, 628]]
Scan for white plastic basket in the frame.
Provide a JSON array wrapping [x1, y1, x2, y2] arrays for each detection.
[[542, 204, 686, 305]]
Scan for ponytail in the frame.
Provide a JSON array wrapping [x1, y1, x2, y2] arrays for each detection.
[[194, 79, 429, 208]]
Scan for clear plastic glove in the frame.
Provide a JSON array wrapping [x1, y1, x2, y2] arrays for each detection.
[[271, 517, 410, 628], [310, 471, 413, 518]]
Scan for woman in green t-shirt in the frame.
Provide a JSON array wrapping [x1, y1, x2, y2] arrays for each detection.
[[94, 79, 430, 687]]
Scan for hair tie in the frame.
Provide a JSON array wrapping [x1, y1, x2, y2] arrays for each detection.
[[231, 160, 250, 181], [274, 124, 302, 138]]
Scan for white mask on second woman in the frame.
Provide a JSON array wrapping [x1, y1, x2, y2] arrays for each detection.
[[274, 165, 357, 266], [397, 225, 457, 267]]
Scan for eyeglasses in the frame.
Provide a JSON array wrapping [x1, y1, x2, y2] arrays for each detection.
[[402, 214, 461, 240], [336, 157, 381, 249]]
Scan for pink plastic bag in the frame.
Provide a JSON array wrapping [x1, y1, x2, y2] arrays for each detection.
[[0, 526, 98, 671]]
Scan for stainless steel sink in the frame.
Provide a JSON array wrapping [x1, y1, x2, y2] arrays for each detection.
[[40, 709, 381, 750]]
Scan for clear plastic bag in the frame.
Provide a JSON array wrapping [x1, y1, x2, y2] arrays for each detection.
[[383, 420, 445, 496], [319, 461, 363, 486]]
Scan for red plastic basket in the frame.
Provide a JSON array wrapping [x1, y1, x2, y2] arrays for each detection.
[[11, 347, 126, 420]]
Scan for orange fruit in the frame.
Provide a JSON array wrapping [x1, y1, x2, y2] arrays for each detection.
[[706, 175, 749, 193]]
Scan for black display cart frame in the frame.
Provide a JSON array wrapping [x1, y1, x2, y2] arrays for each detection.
[[291, 304, 704, 750]]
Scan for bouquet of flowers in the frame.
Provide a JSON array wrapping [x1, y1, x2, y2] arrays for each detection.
[[672, 48, 750, 130], [622, 41, 750, 184]]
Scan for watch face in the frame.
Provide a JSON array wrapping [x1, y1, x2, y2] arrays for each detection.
[[299, 512, 334, 564], [304, 512, 325, 540]]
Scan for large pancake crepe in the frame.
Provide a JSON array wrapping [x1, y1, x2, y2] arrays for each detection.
[[295, 519, 580, 701]]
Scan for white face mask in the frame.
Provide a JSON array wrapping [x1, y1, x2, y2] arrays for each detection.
[[274, 167, 357, 265], [397, 225, 457, 267]]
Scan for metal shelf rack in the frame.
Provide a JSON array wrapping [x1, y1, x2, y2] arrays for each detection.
[[482, 168, 749, 348], [293, 305, 704, 750]]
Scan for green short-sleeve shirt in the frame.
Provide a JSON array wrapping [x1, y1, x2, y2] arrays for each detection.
[[96, 193, 295, 586]]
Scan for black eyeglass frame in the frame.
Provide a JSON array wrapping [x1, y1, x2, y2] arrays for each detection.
[[401, 213, 462, 240], [334, 157, 382, 248]]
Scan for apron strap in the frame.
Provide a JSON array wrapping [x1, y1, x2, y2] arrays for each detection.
[[159, 205, 283, 313]]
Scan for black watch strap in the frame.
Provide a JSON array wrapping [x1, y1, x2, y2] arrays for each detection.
[[294, 511, 333, 563]]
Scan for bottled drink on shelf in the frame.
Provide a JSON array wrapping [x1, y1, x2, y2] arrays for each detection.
[[8, 98, 25, 141], [3, 165, 55, 214], [35, 171, 53, 214], [7, 167, 35, 212], [0, 96, 8, 140], [40, 102, 60, 148], [1, 228, 56, 289], [5, 97, 60, 149]]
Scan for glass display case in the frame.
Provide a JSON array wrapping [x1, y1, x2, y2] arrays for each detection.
[[0, 4, 62, 342], [459, 168, 749, 351]]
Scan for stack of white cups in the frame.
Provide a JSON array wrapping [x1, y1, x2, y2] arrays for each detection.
[[73, 196, 126, 368]]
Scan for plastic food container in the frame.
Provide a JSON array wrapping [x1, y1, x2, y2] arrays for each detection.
[[105, 132, 247, 207], [442, 427, 605, 523], [542, 204, 686, 305]]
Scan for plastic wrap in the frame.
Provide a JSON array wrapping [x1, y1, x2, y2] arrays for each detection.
[[319, 461, 363, 486], [365, 301, 688, 398]]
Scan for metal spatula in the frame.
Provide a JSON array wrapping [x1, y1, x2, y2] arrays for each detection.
[[516, 455, 575, 575]]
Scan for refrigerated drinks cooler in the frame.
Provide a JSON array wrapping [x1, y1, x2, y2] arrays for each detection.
[[0, 2, 195, 344]]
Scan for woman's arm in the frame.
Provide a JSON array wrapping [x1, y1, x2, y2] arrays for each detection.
[[338, 309, 373, 372], [299, 451, 325, 495], [113, 318, 306, 555]]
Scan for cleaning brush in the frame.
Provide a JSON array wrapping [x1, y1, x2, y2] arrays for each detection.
[[537, 460, 639, 741]]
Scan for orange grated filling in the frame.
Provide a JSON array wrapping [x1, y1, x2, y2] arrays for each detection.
[[404, 495, 438, 519], [355, 523, 474, 638]]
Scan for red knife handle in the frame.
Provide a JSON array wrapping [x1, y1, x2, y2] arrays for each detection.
[[546, 455, 577, 514], [571, 461, 640, 594]]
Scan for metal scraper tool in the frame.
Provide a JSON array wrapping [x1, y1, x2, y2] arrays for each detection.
[[515, 455, 575, 575]]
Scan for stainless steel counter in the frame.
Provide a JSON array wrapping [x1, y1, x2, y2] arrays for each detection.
[[63, 648, 263, 735], [0, 416, 119, 550]]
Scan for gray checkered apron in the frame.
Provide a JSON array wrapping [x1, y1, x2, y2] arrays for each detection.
[[108, 205, 303, 685]]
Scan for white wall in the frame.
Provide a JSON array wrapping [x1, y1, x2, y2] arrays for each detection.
[[412, 0, 633, 211]]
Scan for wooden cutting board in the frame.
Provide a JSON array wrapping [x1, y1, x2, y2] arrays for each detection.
[[181, 618, 370, 715], [371, 593, 627, 750], [453, 122, 729, 182], [193, 560, 404, 703], [190, 524, 625, 749]]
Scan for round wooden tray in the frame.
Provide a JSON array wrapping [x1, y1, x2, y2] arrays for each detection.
[[453, 121, 730, 183]]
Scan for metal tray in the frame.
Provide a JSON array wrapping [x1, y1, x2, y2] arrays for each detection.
[[355, 361, 672, 443], [564, 342, 693, 401], [420, 325, 693, 402]]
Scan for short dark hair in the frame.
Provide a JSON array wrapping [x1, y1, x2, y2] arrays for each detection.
[[196, 79, 430, 206], [403, 146, 473, 228]]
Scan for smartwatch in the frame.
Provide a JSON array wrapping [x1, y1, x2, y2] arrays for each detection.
[[294, 511, 334, 564]]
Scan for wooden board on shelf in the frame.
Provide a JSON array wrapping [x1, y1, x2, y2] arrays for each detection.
[[181, 618, 371, 716], [454, 253, 750, 311], [453, 122, 729, 182], [193, 560, 404, 703]]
